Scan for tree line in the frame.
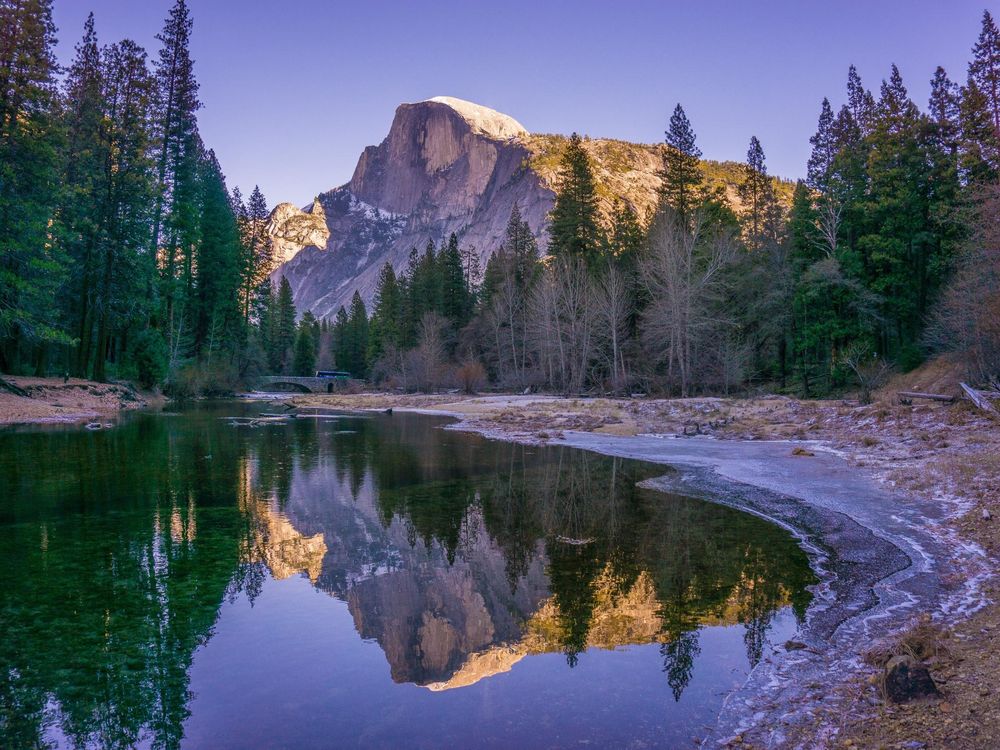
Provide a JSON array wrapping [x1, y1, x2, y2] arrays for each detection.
[[0, 0, 279, 394], [323, 10, 1000, 396], [4, 2, 999, 396]]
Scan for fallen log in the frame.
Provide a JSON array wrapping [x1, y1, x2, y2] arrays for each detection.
[[960, 382, 998, 415], [0, 377, 28, 397], [897, 391, 955, 403]]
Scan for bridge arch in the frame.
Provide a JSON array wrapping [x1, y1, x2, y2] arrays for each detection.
[[266, 379, 313, 393]]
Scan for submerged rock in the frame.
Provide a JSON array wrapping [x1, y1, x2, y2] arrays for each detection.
[[883, 655, 941, 703]]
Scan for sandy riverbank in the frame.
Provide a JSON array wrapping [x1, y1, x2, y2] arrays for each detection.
[[279, 390, 998, 748], [0, 376, 158, 425]]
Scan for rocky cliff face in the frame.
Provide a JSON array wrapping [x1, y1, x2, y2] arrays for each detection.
[[271, 96, 548, 319], [272, 96, 790, 319], [267, 199, 330, 265]]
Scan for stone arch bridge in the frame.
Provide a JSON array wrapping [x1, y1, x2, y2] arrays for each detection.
[[256, 376, 347, 393]]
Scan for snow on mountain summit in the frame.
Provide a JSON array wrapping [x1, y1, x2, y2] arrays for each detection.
[[425, 96, 528, 139]]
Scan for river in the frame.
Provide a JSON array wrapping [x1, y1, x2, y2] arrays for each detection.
[[0, 402, 816, 749]]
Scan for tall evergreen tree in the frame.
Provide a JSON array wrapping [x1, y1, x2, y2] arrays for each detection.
[[959, 77, 999, 183], [969, 10, 1000, 136], [738, 136, 778, 247], [846, 65, 876, 135], [60, 14, 105, 375], [0, 0, 66, 371], [346, 290, 369, 377], [190, 149, 241, 360], [440, 233, 471, 330], [548, 133, 602, 267], [659, 104, 703, 225], [368, 261, 401, 364], [807, 98, 836, 190], [292, 317, 316, 376], [235, 185, 272, 326], [273, 276, 296, 372], [152, 0, 201, 343], [90, 39, 157, 380]]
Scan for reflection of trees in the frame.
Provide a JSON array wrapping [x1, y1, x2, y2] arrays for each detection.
[[661, 631, 702, 702], [370, 441, 816, 695], [0, 408, 268, 749], [0, 405, 820, 747]]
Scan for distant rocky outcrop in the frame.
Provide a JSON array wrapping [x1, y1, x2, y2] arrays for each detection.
[[273, 96, 792, 319], [267, 199, 330, 265]]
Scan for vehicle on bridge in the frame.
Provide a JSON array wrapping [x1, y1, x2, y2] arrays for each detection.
[[315, 370, 351, 379]]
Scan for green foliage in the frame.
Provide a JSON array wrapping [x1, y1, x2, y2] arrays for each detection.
[[548, 133, 604, 269], [0, 0, 68, 370], [129, 328, 168, 388], [292, 321, 316, 376], [272, 276, 296, 372], [659, 104, 703, 225]]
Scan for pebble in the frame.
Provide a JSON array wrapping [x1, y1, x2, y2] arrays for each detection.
[[982, 508, 992, 521]]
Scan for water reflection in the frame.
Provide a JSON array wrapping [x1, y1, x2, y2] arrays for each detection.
[[0, 405, 815, 749]]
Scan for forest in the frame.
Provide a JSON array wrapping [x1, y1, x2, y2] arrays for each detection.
[[2, 0, 999, 398]]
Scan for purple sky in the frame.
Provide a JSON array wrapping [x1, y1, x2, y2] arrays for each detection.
[[53, 0, 990, 206]]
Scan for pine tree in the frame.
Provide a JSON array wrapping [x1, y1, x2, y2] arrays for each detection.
[[236, 185, 272, 326], [273, 276, 296, 372], [190, 149, 242, 360], [548, 133, 602, 267], [959, 77, 999, 183], [60, 14, 105, 375], [292, 319, 316, 376], [659, 105, 703, 225], [90, 39, 158, 380], [846, 65, 876, 135], [0, 0, 67, 371], [929, 67, 961, 154], [368, 261, 401, 364], [927, 67, 963, 268], [738, 136, 778, 247], [862, 64, 934, 354], [332, 305, 349, 371], [152, 0, 201, 344], [347, 290, 369, 377], [440, 233, 471, 330], [969, 10, 1000, 135], [607, 202, 643, 260], [807, 98, 836, 190]]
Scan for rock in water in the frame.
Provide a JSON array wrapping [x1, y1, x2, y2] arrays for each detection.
[[883, 655, 941, 703]]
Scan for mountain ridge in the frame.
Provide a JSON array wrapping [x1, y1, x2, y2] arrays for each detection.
[[270, 97, 792, 320]]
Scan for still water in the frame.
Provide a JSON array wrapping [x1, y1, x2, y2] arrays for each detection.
[[0, 403, 815, 749]]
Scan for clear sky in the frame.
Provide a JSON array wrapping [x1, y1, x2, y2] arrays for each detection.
[[52, 0, 991, 206]]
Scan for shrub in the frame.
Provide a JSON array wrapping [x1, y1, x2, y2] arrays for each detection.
[[456, 360, 486, 394]]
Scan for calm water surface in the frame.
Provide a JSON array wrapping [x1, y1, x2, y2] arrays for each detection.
[[0, 403, 815, 749]]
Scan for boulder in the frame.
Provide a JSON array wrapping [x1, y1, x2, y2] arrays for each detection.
[[883, 654, 941, 702]]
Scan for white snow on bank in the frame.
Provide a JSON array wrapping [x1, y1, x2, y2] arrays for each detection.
[[425, 96, 528, 139]]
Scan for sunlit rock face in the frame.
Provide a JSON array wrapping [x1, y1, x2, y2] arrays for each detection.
[[273, 96, 788, 319], [273, 96, 549, 319], [267, 199, 331, 265]]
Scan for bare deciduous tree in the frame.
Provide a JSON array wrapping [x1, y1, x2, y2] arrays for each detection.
[[594, 262, 632, 393], [840, 341, 893, 404], [529, 258, 596, 395], [641, 210, 739, 396], [408, 312, 448, 392], [815, 195, 842, 259]]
